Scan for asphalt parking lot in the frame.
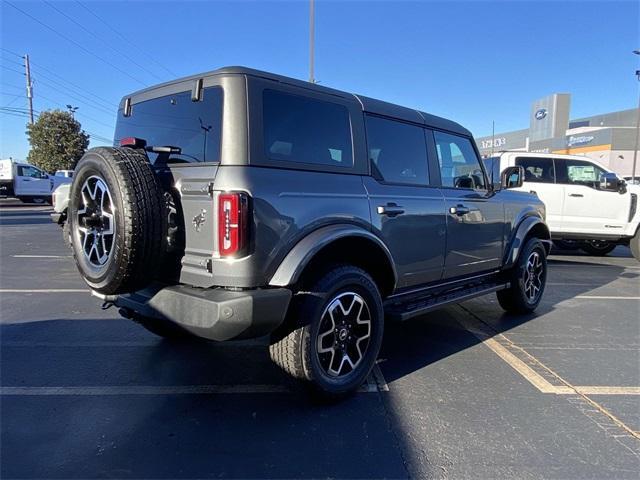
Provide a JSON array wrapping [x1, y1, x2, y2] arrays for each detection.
[[1, 198, 639, 479]]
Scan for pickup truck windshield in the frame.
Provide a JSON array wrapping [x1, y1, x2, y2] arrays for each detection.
[[114, 86, 223, 164]]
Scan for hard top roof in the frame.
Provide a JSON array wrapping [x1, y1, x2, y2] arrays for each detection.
[[122, 66, 471, 137]]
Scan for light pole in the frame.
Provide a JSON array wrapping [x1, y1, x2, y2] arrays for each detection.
[[66, 104, 78, 119], [632, 50, 640, 182], [309, 0, 315, 83]]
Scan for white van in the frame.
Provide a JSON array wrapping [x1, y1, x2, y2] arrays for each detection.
[[484, 152, 640, 259], [0, 159, 71, 203]]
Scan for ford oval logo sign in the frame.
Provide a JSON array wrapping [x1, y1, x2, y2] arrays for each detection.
[[535, 108, 547, 120]]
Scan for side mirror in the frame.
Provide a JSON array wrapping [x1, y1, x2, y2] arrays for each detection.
[[500, 166, 524, 189], [599, 172, 625, 193]]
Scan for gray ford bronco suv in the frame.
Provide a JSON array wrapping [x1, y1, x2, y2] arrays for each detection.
[[68, 67, 551, 396]]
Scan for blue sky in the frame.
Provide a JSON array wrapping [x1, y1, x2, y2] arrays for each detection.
[[1, 0, 638, 160]]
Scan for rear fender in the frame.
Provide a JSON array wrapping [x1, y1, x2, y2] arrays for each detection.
[[268, 224, 397, 291]]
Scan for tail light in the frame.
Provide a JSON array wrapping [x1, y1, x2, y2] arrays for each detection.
[[218, 192, 248, 257]]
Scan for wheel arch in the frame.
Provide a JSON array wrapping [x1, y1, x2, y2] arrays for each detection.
[[268, 224, 397, 298], [504, 215, 552, 268]]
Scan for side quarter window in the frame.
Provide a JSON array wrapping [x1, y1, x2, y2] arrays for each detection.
[[434, 131, 486, 190], [263, 89, 353, 168], [365, 115, 429, 186], [515, 157, 555, 183]]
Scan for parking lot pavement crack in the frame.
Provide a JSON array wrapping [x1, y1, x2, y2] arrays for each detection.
[[456, 305, 640, 454]]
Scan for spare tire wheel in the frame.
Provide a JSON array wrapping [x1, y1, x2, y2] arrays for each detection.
[[68, 147, 166, 294]]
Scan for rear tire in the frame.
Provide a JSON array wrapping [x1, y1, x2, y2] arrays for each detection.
[[497, 238, 547, 314], [580, 240, 616, 256], [68, 147, 166, 294], [269, 265, 384, 397]]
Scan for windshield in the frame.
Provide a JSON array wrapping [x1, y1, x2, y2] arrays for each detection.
[[114, 86, 223, 164]]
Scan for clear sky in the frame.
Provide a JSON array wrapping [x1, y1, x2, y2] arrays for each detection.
[[1, 0, 638, 160]]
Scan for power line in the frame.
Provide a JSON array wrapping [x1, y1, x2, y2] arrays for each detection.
[[75, 0, 177, 77], [1, 65, 25, 76], [0, 47, 23, 58], [34, 77, 114, 115], [43, 1, 166, 83], [1, 107, 112, 143], [28, 60, 115, 106], [0, 83, 24, 91], [35, 92, 115, 129], [0, 56, 24, 68], [5, 1, 148, 87]]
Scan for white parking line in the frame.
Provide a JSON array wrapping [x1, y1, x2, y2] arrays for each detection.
[[0, 378, 386, 396], [0, 289, 88, 293], [12, 255, 71, 259], [0, 385, 292, 395], [574, 296, 640, 300]]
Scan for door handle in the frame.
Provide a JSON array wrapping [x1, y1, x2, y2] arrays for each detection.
[[449, 204, 470, 216], [22, 178, 32, 182], [568, 193, 584, 197], [377, 203, 405, 217]]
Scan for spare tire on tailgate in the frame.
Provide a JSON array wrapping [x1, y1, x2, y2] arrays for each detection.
[[68, 147, 166, 294]]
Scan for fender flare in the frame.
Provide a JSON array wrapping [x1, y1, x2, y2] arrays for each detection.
[[268, 224, 398, 289], [504, 215, 552, 268]]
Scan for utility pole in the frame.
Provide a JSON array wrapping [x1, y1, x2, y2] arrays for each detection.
[[24, 54, 34, 124], [309, 0, 315, 83]]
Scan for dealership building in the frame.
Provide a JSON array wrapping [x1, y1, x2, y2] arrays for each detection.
[[475, 93, 639, 176]]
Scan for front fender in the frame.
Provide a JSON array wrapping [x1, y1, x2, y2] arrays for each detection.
[[503, 215, 551, 268], [268, 224, 398, 288]]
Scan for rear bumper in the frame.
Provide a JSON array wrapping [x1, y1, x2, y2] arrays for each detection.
[[103, 284, 292, 341]]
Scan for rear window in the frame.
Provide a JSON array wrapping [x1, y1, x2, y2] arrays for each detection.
[[263, 89, 353, 168], [114, 86, 223, 164]]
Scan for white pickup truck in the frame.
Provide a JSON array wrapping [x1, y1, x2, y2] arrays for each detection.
[[484, 152, 640, 260], [0, 159, 72, 203]]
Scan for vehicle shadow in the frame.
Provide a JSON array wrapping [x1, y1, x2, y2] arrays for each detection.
[[0, 252, 633, 478], [0, 317, 408, 479]]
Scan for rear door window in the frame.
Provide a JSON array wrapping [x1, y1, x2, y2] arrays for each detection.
[[365, 115, 429, 185], [555, 158, 606, 188], [114, 86, 223, 164], [263, 89, 353, 168], [515, 157, 555, 183]]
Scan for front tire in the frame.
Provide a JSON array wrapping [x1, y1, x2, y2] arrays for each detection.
[[269, 265, 384, 397], [580, 240, 616, 256], [497, 238, 547, 314]]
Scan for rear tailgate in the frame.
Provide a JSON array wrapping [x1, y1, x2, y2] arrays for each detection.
[[158, 164, 219, 286]]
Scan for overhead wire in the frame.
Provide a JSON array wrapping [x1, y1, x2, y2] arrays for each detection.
[[75, 0, 178, 77], [43, 1, 166, 83], [5, 1, 148, 87]]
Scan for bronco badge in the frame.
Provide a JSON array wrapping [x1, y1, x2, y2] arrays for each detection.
[[192, 209, 207, 232]]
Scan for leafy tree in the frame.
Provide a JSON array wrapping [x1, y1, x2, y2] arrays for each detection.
[[26, 110, 89, 173]]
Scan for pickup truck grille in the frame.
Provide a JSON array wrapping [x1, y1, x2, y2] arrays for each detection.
[[630, 194, 638, 222]]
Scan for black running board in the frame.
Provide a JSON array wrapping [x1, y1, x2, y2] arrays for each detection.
[[385, 282, 509, 322]]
